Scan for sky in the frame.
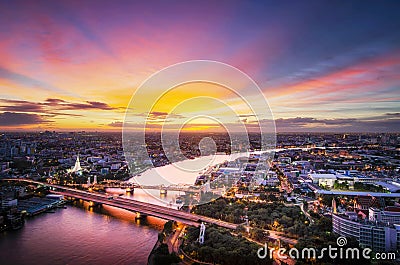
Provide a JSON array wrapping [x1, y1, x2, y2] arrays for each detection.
[[0, 0, 399, 132]]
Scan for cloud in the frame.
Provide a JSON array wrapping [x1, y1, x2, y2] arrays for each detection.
[[0, 99, 46, 113], [146, 111, 184, 121], [108, 121, 123, 127], [0, 112, 52, 126], [238, 114, 257, 118], [0, 98, 115, 128], [264, 50, 400, 118], [61, 100, 114, 110], [44, 98, 114, 110], [274, 117, 357, 126], [0, 98, 115, 112], [0, 66, 66, 94], [115, 114, 400, 133], [273, 116, 400, 132], [45, 98, 66, 104], [108, 121, 220, 131]]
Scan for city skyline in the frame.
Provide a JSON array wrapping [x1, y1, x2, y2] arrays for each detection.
[[0, 0, 400, 132]]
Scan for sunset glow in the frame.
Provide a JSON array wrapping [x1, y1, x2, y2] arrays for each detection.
[[0, 1, 399, 132]]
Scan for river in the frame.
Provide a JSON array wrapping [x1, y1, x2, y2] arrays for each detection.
[[0, 200, 165, 265], [0, 155, 233, 265], [0, 151, 278, 264]]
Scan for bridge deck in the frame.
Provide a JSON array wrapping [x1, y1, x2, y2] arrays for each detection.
[[2, 178, 297, 244]]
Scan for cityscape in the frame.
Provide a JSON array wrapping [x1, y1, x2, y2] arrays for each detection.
[[1, 1, 400, 265], [1, 132, 399, 264]]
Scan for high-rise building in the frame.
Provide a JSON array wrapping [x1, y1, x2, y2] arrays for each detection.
[[333, 208, 400, 252], [369, 207, 400, 225]]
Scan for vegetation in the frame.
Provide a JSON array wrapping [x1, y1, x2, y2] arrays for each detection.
[[150, 221, 180, 265], [295, 234, 371, 265], [152, 243, 181, 265], [249, 227, 268, 242], [193, 198, 309, 237], [353, 182, 387, 193], [183, 226, 272, 265], [333, 180, 388, 193], [292, 216, 391, 264], [163, 220, 175, 234], [333, 180, 350, 190]]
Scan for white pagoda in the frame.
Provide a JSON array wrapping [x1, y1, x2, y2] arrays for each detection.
[[69, 155, 82, 175]]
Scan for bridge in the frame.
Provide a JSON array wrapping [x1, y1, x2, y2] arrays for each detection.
[[2, 178, 297, 244], [2, 179, 234, 229], [66, 180, 203, 194], [99, 182, 202, 193]]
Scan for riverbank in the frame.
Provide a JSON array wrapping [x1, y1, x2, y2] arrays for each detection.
[[148, 220, 181, 265]]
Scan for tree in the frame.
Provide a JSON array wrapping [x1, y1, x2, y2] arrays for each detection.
[[250, 227, 265, 242], [236, 224, 246, 234], [158, 232, 165, 242], [153, 243, 181, 265], [164, 220, 175, 235]]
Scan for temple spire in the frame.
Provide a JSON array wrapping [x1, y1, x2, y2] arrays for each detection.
[[70, 154, 82, 174], [332, 198, 337, 214]]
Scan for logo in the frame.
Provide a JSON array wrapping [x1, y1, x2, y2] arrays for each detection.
[[257, 236, 386, 260], [336, 236, 347, 247]]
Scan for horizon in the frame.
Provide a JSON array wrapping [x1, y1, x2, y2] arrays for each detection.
[[1, 129, 399, 135], [0, 1, 399, 132]]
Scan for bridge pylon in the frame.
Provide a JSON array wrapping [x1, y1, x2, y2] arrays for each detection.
[[199, 222, 206, 244], [160, 184, 167, 195], [135, 212, 147, 220]]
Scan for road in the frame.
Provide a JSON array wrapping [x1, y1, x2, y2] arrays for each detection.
[[166, 224, 185, 254]]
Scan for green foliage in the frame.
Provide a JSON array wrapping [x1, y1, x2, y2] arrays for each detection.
[[249, 227, 265, 242], [235, 224, 246, 234], [158, 232, 165, 242], [333, 180, 349, 190], [293, 217, 373, 265], [164, 220, 175, 235], [295, 235, 371, 265], [193, 198, 308, 237], [183, 226, 272, 265], [354, 182, 387, 193], [152, 243, 181, 265], [320, 195, 335, 207]]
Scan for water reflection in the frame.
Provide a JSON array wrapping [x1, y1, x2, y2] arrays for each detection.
[[72, 199, 165, 230], [0, 202, 164, 265]]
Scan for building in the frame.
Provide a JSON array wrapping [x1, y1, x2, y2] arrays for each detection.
[[1, 198, 18, 210], [308, 173, 337, 188], [354, 195, 384, 211], [111, 163, 121, 170], [69, 155, 82, 175], [100, 167, 109, 175], [332, 209, 400, 252], [369, 207, 400, 225]]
